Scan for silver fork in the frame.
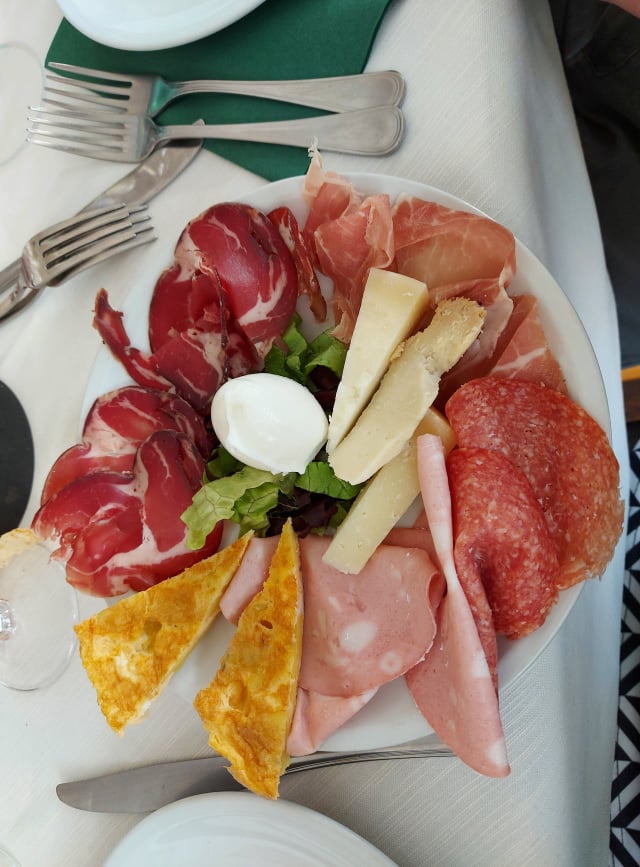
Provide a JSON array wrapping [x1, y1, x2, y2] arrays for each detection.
[[26, 104, 404, 163], [0, 204, 154, 319], [45, 63, 405, 116]]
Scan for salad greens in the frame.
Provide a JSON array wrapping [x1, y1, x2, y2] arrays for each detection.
[[181, 318, 362, 550], [263, 314, 347, 387]]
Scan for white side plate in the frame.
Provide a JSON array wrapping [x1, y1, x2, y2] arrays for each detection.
[[104, 792, 397, 866], [55, 0, 266, 51]]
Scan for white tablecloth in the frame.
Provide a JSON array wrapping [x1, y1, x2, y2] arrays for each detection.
[[0, 1, 630, 864]]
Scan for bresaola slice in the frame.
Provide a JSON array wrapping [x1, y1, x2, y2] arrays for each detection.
[[406, 434, 510, 778], [41, 386, 212, 504], [94, 202, 300, 413], [33, 431, 223, 596], [446, 378, 624, 588]]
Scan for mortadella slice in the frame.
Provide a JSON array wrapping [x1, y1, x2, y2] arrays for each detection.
[[405, 434, 510, 778], [220, 535, 444, 699], [286, 687, 378, 756]]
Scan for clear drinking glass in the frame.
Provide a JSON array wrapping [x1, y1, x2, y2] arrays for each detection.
[[0, 541, 79, 690]]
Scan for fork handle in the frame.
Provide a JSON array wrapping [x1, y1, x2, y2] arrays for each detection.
[[0, 260, 35, 321], [167, 70, 404, 113], [160, 106, 404, 156]]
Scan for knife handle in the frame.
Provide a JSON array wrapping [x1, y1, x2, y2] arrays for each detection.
[[0, 259, 36, 321]]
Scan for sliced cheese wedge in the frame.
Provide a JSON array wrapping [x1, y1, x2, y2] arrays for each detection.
[[329, 297, 485, 485], [75, 533, 252, 735], [327, 268, 429, 453], [323, 408, 456, 574], [194, 519, 303, 799]]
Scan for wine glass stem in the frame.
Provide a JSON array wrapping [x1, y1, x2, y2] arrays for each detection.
[[0, 599, 15, 639]]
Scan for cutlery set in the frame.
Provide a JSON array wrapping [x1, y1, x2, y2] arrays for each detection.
[[1, 64, 404, 317], [28, 63, 406, 161]]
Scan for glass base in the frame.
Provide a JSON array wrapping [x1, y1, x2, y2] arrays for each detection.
[[0, 847, 19, 867], [0, 543, 78, 691]]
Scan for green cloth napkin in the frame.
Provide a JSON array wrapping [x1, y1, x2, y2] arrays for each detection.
[[46, 0, 395, 181]]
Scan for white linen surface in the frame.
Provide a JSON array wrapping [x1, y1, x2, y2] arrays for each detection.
[[0, 1, 629, 864]]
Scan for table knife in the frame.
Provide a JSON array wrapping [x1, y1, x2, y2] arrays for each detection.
[[0, 134, 203, 321], [57, 741, 452, 813]]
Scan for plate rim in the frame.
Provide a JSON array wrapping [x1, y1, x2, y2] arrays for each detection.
[[104, 791, 397, 866], [83, 170, 611, 751], [55, 0, 267, 51]]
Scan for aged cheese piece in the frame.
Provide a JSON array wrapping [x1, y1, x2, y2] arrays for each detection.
[[74, 533, 252, 735], [329, 297, 485, 485], [326, 268, 429, 453], [193, 520, 303, 800], [323, 409, 455, 574]]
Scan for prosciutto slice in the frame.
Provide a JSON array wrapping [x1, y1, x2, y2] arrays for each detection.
[[405, 434, 510, 778], [41, 386, 212, 504], [313, 194, 394, 343], [392, 195, 516, 291], [485, 294, 568, 392], [434, 279, 514, 406], [33, 431, 223, 596]]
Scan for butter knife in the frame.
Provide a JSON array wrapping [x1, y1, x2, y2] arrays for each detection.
[[0, 134, 203, 321], [57, 741, 452, 813]]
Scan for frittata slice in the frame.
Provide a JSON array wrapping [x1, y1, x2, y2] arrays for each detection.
[[75, 533, 252, 735], [194, 519, 303, 799]]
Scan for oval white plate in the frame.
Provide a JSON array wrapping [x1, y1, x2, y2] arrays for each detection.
[[104, 792, 397, 866], [56, 0, 266, 51], [85, 172, 609, 751]]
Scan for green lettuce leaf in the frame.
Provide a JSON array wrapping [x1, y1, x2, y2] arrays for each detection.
[[182, 466, 295, 550], [264, 314, 346, 387]]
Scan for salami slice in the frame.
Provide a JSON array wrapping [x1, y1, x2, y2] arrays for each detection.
[[448, 447, 559, 639], [446, 379, 624, 589]]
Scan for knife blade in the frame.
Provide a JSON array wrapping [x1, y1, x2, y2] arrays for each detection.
[[56, 740, 452, 813], [0, 134, 203, 321]]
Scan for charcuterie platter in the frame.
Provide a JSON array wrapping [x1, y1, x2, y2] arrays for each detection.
[[75, 169, 615, 759]]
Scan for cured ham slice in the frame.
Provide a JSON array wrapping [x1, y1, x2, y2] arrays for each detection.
[[448, 447, 559, 639], [41, 386, 212, 504], [268, 207, 326, 322], [286, 687, 378, 756], [434, 279, 513, 406], [33, 431, 223, 596], [485, 294, 567, 392], [314, 194, 394, 343], [446, 379, 624, 589], [392, 195, 516, 291], [405, 434, 510, 778]]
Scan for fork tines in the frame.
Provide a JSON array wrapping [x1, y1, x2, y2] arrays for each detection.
[[25, 203, 155, 288], [27, 106, 130, 160], [44, 66, 131, 114]]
